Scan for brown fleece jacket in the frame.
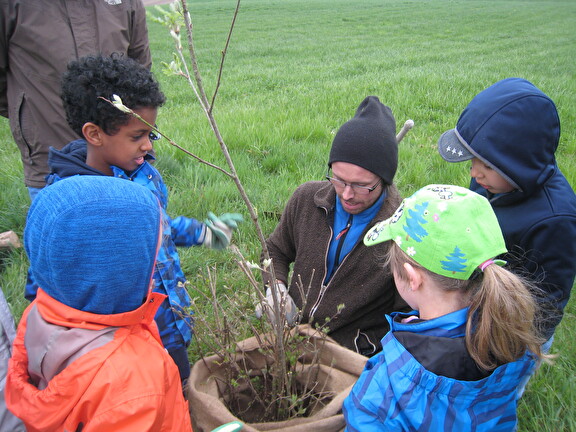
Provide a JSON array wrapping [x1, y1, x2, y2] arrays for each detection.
[[263, 181, 408, 355]]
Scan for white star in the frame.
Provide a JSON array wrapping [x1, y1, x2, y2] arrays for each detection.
[[451, 148, 457, 154], [446, 146, 452, 152], [458, 150, 463, 156]]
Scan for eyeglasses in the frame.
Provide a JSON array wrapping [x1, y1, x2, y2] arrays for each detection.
[[325, 172, 382, 196]]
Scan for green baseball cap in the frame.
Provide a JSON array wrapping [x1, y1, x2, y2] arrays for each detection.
[[364, 184, 507, 280]]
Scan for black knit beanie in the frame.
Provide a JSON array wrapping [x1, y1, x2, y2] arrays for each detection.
[[328, 96, 397, 184]]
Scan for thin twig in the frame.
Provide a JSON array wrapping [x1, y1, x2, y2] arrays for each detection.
[[210, 0, 242, 114], [97, 96, 233, 177], [179, 0, 209, 108]]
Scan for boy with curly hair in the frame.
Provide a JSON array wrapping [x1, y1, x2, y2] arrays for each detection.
[[25, 54, 242, 384]]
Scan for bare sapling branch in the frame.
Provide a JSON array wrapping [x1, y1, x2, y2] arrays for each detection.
[[164, 1, 292, 392], [143, 1, 356, 424], [179, 0, 209, 108], [98, 95, 233, 177], [209, 0, 241, 114]]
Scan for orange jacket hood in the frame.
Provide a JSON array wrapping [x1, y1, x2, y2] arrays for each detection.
[[6, 289, 192, 432]]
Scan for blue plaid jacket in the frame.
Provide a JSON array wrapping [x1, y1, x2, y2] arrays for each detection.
[[26, 140, 203, 351], [343, 309, 536, 432], [111, 160, 202, 351]]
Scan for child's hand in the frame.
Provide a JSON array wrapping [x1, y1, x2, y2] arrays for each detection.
[[0, 230, 22, 249], [216, 213, 243, 230], [202, 212, 243, 250]]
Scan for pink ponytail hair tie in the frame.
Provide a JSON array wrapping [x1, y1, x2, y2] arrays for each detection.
[[479, 259, 494, 272]]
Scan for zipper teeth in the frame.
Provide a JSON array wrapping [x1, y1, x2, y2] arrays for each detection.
[[310, 222, 360, 319], [334, 215, 352, 265], [309, 283, 328, 319], [309, 206, 332, 320]]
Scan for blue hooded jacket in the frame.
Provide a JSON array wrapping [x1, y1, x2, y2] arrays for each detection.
[[26, 139, 205, 352], [438, 78, 576, 339], [343, 310, 536, 432]]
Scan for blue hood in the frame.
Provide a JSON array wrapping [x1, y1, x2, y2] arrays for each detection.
[[47, 140, 105, 180], [25, 176, 162, 315], [439, 78, 560, 202]]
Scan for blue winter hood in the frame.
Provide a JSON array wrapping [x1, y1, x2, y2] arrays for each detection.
[[438, 78, 560, 201], [25, 176, 162, 315], [47, 139, 156, 183], [47, 140, 104, 179]]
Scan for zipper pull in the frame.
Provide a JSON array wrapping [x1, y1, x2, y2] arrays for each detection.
[[335, 216, 352, 240]]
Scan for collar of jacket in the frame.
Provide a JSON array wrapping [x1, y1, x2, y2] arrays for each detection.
[[35, 288, 166, 330], [48, 139, 157, 181], [47, 139, 105, 181], [313, 181, 337, 212], [111, 155, 155, 180], [387, 307, 468, 338]]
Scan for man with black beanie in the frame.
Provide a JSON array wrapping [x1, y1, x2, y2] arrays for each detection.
[[259, 96, 408, 355]]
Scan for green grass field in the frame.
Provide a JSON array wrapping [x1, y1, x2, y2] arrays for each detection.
[[1, 1, 574, 430]]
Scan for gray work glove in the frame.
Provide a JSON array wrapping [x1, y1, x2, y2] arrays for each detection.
[[255, 281, 298, 326], [202, 212, 243, 250]]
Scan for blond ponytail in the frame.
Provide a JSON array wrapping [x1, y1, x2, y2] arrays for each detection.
[[466, 264, 545, 371], [386, 243, 547, 372]]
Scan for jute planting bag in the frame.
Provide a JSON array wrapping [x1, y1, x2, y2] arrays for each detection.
[[188, 324, 368, 432]]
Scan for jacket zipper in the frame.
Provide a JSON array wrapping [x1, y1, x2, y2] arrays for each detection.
[[310, 213, 353, 320], [334, 214, 352, 266], [309, 207, 332, 320]]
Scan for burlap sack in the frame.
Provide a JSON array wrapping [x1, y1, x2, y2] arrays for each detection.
[[188, 324, 368, 432]]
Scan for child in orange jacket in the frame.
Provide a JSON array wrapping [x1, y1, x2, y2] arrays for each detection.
[[6, 176, 192, 431]]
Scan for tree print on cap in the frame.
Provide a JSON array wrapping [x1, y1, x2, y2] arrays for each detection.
[[441, 246, 467, 274], [403, 201, 429, 242]]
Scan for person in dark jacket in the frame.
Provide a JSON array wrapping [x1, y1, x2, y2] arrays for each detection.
[[0, 0, 151, 198], [258, 96, 408, 356], [344, 184, 548, 431], [437, 77, 576, 344]]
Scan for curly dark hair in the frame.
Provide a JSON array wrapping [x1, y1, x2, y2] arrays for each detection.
[[61, 53, 166, 136]]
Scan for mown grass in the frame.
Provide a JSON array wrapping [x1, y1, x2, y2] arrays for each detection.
[[1, 1, 574, 430]]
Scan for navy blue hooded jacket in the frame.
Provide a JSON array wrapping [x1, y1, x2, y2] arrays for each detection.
[[438, 78, 576, 339], [472, 157, 576, 339]]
